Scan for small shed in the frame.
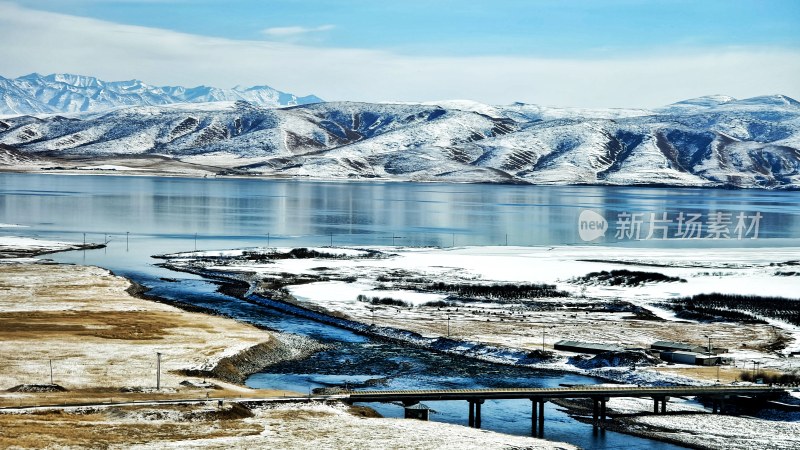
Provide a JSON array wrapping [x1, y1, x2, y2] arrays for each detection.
[[404, 403, 432, 421], [554, 340, 624, 354], [660, 351, 699, 365], [695, 355, 721, 366], [660, 351, 721, 366]]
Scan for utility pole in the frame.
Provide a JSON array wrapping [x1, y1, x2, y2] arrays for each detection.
[[542, 325, 546, 352], [330, 233, 333, 247], [49, 359, 53, 385], [83, 233, 86, 245], [267, 232, 270, 247], [505, 233, 508, 246], [156, 352, 162, 390], [447, 316, 451, 337], [126, 231, 129, 252], [194, 233, 197, 251], [452, 233, 455, 247]]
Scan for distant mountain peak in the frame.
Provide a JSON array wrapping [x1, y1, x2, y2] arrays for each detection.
[[0, 73, 323, 115], [736, 94, 800, 107], [671, 95, 737, 107]]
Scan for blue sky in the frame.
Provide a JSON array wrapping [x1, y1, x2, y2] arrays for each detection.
[[1, 1, 799, 106], [13, 0, 800, 56]]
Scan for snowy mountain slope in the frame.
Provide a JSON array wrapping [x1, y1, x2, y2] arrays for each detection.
[[0, 93, 798, 188], [0, 73, 322, 115]]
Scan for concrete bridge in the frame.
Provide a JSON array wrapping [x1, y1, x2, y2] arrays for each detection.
[[344, 385, 786, 436]]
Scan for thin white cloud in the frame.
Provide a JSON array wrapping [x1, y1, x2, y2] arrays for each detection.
[[1, 2, 799, 108], [262, 24, 335, 38]]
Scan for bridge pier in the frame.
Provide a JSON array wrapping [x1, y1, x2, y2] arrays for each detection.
[[591, 397, 608, 429], [600, 397, 607, 427], [530, 398, 546, 436], [711, 396, 727, 414], [652, 396, 669, 414], [538, 399, 544, 434], [467, 399, 484, 428]]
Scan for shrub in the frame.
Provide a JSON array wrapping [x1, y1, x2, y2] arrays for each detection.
[[426, 282, 568, 300], [665, 293, 800, 326], [356, 294, 410, 307]]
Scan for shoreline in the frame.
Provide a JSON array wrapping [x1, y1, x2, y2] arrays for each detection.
[[4, 165, 798, 190], [105, 268, 330, 386]]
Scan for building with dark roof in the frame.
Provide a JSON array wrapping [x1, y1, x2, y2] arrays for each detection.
[[554, 340, 624, 354]]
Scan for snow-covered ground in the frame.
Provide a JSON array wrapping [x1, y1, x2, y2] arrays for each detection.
[[631, 413, 800, 449], [169, 239, 800, 450], [0, 235, 99, 260], [163, 245, 800, 382], [0, 235, 84, 252], [76, 164, 147, 171]]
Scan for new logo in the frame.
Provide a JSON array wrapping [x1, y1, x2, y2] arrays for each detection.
[[578, 210, 608, 242]]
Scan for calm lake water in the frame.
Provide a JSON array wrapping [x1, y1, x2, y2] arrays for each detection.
[[2, 173, 799, 449]]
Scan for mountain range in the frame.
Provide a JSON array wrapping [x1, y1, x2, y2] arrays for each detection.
[[0, 73, 322, 115], [1, 74, 798, 189]]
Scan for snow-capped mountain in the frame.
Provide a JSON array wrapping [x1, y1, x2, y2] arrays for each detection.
[[1, 91, 798, 188], [0, 73, 322, 115]]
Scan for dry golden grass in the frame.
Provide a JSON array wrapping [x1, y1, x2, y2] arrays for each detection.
[[0, 406, 263, 449], [0, 310, 174, 340], [653, 366, 740, 384], [0, 262, 298, 408], [371, 305, 782, 357]]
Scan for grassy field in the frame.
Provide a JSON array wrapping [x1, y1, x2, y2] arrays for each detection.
[[0, 262, 295, 407]]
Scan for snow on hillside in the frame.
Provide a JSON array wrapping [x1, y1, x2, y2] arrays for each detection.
[[0, 89, 798, 188]]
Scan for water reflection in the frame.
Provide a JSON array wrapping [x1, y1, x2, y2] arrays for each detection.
[[1, 174, 797, 249]]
